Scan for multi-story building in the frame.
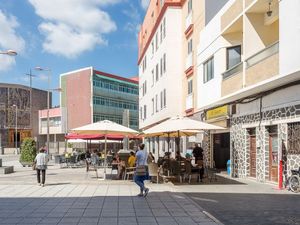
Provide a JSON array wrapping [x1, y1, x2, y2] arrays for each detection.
[[60, 67, 139, 131], [38, 107, 67, 154], [139, 0, 229, 159], [196, 0, 300, 184], [0, 83, 49, 154]]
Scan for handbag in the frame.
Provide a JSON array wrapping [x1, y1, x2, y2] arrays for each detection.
[[32, 162, 36, 170], [136, 165, 147, 176]]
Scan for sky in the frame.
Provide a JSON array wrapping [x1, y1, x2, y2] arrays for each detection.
[[0, 0, 150, 106]]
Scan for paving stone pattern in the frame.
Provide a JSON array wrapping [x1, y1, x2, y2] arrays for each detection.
[[0, 184, 217, 225]]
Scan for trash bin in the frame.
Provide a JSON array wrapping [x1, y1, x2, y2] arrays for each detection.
[[227, 160, 231, 175], [54, 155, 61, 164]]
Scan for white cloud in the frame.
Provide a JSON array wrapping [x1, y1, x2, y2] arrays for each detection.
[[28, 0, 119, 58], [0, 10, 25, 72], [140, 0, 150, 10]]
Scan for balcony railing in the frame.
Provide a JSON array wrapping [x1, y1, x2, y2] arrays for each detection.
[[246, 41, 279, 68], [185, 53, 193, 70], [186, 94, 193, 110], [222, 62, 243, 79], [185, 12, 193, 31]]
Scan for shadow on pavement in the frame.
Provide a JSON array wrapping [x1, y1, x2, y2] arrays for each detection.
[[185, 192, 300, 225]]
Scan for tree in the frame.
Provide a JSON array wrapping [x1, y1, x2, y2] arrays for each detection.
[[19, 138, 37, 164]]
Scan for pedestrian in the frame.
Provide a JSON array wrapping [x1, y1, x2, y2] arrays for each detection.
[[85, 150, 91, 172], [34, 147, 48, 187], [134, 143, 149, 197], [192, 143, 204, 163]]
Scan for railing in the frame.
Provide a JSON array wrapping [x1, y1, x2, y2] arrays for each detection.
[[222, 62, 243, 79], [185, 11, 193, 31], [186, 94, 193, 110], [246, 41, 279, 68], [185, 53, 193, 70]]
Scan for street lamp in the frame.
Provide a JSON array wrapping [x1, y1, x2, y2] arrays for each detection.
[[0, 50, 17, 56], [12, 104, 18, 154], [35, 67, 51, 154]]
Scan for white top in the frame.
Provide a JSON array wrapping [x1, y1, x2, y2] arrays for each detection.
[[35, 153, 48, 166]]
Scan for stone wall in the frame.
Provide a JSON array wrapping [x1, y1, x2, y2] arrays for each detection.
[[231, 103, 300, 182]]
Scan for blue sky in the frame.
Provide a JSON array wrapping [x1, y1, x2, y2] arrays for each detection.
[[0, 0, 149, 106]]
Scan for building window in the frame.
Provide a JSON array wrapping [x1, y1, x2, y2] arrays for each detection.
[[160, 24, 163, 43], [93, 96, 137, 111], [144, 81, 147, 95], [155, 94, 158, 112], [160, 91, 163, 109], [163, 17, 166, 39], [163, 89, 166, 108], [155, 33, 159, 51], [163, 53, 166, 73], [188, 0, 192, 14], [227, 45, 241, 70], [188, 79, 193, 95], [152, 98, 154, 115], [151, 69, 154, 86], [143, 105, 147, 119], [188, 39, 193, 55], [156, 64, 159, 81], [204, 57, 214, 83], [160, 58, 163, 76], [151, 41, 154, 55], [140, 107, 143, 119]]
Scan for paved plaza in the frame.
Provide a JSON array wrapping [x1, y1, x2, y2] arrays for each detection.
[[0, 156, 219, 225], [1, 155, 298, 225]]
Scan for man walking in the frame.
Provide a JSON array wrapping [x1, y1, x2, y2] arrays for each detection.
[[134, 144, 149, 197], [34, 147, 48, 187]]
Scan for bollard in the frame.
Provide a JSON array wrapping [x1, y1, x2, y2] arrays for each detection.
[[279, 160, 283, 189]]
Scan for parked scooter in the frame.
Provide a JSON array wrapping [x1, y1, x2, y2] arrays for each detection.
[[286, 167, 300, 193]]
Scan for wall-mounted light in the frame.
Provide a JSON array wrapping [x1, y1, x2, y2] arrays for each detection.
[[267, 1, 273, 17]]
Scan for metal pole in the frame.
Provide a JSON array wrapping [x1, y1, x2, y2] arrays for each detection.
[[104, 133, 107, 180], [15, 105, 17, 153], [47, 70, 51, 154]]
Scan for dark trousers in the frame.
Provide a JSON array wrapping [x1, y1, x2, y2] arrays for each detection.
[[37, 169, 46, 184]]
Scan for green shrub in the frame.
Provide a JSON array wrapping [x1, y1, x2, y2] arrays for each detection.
[[20, 138, 37, 163]]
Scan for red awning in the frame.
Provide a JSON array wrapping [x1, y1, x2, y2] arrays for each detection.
[[65, 133, 140, 140]]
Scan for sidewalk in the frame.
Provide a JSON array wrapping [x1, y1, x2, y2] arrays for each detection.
[[0, 158, 219, 225]]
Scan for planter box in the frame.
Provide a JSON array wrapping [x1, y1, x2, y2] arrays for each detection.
[[20, 161, 33, 167], [0, 166, 14, 174]]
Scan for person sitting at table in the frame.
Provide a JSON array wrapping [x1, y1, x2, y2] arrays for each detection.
[[175, 150, 185, 162], [128, 151, 136, 167], [148, 152, 155, 163]]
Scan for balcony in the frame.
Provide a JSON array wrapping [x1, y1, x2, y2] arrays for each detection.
[[185, 53, 193, 71], [221, 0, 243, 31], [186, 94, 193, 111], [222, 62, 243, 79], [221, 70, 243, 97], [185, 12, 193, 35], [245, 42, 279, 86]]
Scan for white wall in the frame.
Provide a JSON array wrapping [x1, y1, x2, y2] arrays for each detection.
[[139, 8, 183, 129], [279, 0, 300, 75], [196, 1, 234, 109]]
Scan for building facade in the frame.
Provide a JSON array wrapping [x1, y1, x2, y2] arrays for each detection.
[[138, 0, 229, 159], [60, 67, 139, 131], [195, 0, 300, 184], [0, 83, 49, 153]]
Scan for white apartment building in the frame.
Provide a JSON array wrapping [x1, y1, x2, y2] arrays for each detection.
[[138, 1, 183, 158], [196, 0, 300, 184]]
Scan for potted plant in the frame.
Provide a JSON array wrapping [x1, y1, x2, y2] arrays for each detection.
[[19, 138, 37, 167]]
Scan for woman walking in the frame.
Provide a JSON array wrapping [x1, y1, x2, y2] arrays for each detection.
[[34, 147, 48, 187], [134, 144, 149, 197]]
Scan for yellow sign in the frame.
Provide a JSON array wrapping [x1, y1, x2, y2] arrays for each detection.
[[206, 105, 228, 120]]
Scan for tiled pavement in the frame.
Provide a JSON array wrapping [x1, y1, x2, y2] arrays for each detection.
[[0, 184, 219, 225]]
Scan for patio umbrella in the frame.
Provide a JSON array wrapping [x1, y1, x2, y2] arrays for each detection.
[[143, 116, 224, 154], [71, 120, 139, 179]]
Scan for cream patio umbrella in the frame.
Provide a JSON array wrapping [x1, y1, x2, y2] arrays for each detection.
[[72, 120, 139, 179], [143, 116, 224, 154]]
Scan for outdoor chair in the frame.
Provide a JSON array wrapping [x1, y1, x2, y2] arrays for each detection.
[[184, 161, 203, 183], [111, 163, 119, 178], [148, 163, 161, 183], [123, 166, 136, 180], [205, 167, 218, 182]]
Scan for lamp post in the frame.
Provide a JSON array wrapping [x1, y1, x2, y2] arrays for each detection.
[[35, 67, 51, 154], [0, 50, 17, 56], [12, 104, 18, 154]]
